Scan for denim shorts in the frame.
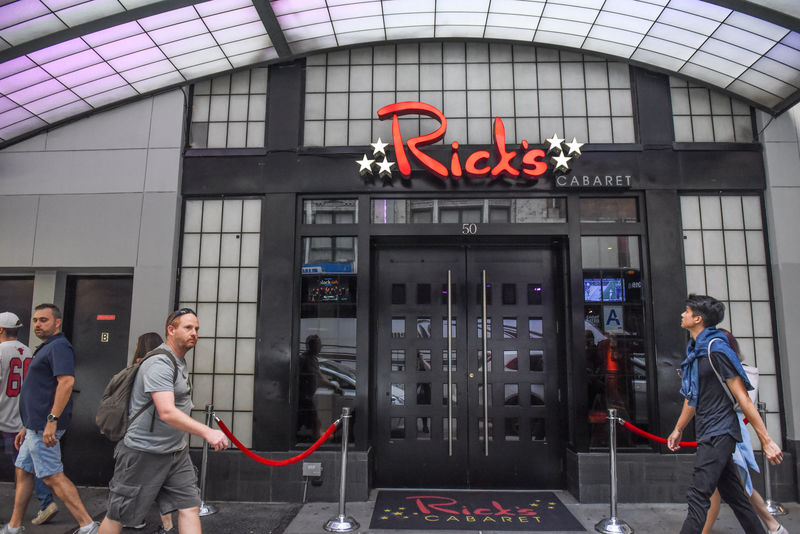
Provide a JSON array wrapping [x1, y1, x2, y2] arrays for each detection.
[[15, 428, 67, 478]]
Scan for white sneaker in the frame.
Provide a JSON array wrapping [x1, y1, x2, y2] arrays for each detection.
[[31, 502, 59, 525], [770, 525, 789, 534], [0, 525, 26, 533], [72, 521, 99, 534]]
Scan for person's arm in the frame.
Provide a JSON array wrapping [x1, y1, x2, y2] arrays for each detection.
[[727, 376, 783, 465], [151, 391, 229, 451], [667, 398, 696, 451], [42, 374, 73, 447]]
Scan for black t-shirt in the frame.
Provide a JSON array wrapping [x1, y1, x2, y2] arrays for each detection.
[[695, 351, 741, 443]]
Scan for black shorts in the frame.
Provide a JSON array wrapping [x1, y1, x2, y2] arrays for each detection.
[[105, 442, 201, 525]]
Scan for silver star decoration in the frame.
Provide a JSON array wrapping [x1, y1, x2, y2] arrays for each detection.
[[376, 158, 395, 178], [371, 138, 389, 157], [545, 133, 565, 154], [565, 137, 584, 157], [551, 152, 572, 172], [356, 154, 375, 175]]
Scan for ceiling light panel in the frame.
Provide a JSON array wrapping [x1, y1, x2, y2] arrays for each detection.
[[0, 0, 274, 143]]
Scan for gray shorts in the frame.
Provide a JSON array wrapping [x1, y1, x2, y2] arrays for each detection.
[[105, 442, 201, 525]]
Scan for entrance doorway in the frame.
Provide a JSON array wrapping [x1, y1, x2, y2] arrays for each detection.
[[373, 242, 564, 488], [61, 276, 133, 485]]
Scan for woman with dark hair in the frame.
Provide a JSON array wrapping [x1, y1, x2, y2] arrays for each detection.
[[127, 332, 176, 534], [702, 329, 789, 534], [133, 332, 163, 364]]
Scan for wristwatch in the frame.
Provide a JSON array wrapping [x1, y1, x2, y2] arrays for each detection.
[[46, 413, 59, 422]]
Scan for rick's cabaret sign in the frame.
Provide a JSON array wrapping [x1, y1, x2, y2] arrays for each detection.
[[356, 101, 632, 189]]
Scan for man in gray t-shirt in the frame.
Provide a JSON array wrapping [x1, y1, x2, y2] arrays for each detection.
[[125, 343, 193, 453], [99, 309, 229, 534]]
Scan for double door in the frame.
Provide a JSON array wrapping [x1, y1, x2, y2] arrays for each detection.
[[373, 243, 563, 487]]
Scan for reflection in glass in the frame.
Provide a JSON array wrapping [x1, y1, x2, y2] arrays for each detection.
[[531, 384, 545, 406], [417, 417, 431, 438], [443, 383, 457, 406], [477, 350, 493, 372], [503, 318, 517, 338], [391, 383, 405, 405], [477, 383, 493, 406], [417, 316, 431, 338], [442, 317, 456, 339], [416, 383, 432, 405], [443, 417, 458, 440], [580, 198, 638, 223], [504, 384, 519, 405], [442, 349, 457, 372], [505, 417, 520, 441], [371, 198, 567, 224], [477, 317, 492, 339], [303, 199, 358, 224], [391, 349, 405, 371], [391, 417, 405, 438], [478, 418, 494, 441], [392, 317, 405, 338], [532, 418, 546, 441], [417, 350, 431, 371], [530, 349, 544, 372], [529, 318, 543, 338], [504, 350, 518, 371]]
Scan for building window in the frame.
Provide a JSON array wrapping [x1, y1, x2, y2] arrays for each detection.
[[189, 68, 268, 149], [304, 42, 635, 147], [670, 77, 754, 143], [371, 198, 566, 224], [680, 195, 778, 446], [582, 235, 649, 448], [178, 198, 262, 448], [298, 236, 357, 444], [303, 199, 358, 224]]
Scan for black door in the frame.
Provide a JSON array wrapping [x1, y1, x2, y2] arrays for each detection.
[[61, 276, 133, 485], [373, 243, 563, 488]]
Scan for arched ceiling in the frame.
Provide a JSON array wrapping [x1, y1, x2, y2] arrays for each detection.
[[1, 0, 799, 149]]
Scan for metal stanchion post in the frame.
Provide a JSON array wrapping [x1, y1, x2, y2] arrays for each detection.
[[199, 404, 218, 516], [758, 401, 786, 516], [595, 408, 633, 534], [324, 407, 359, 533]]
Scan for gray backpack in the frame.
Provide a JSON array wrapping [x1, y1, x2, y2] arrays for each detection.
[[95, 348, 178, 441]]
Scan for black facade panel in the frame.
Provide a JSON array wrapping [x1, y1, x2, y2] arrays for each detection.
[[632, 67, 674, 146], [253, 193, 297, 450], [267, 60, 304, 150], [645, 190, 689, 444]]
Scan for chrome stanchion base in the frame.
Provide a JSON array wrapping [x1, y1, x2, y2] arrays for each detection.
[[595, 517, 633, 534], [323, 514, 359, 532], [766, 500, 787, 516], [198, 501, 218, 516]]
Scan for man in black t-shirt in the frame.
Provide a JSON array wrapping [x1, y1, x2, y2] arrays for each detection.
[[668, 295, 783, 534]]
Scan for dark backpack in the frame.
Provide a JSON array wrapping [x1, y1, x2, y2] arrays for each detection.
[[95, 348, 178, 441]]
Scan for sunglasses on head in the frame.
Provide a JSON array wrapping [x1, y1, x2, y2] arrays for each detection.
[[167, 307, 196, 325]]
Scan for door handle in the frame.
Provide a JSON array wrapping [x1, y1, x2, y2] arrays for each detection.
[[446, 269, 454, 456], [481, 269, 489, 456]]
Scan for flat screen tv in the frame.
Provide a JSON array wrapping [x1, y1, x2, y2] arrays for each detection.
[[303, 275, 354, 303], [584, 277, 625, 302]]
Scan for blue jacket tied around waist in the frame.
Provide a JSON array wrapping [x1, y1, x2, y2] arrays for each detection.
[[680, 327, 753, 408]]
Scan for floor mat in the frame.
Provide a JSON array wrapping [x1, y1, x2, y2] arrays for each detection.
[[369, 490, 586, 531]]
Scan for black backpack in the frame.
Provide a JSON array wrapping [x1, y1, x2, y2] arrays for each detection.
[[95, 348, 178, 441]]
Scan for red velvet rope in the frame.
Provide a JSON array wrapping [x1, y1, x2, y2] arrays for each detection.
[[215, 416, 339, 466], [620, 419, 698, 448]]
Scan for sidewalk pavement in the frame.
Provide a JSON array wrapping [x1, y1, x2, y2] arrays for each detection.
[[2, 482, 798, 533]]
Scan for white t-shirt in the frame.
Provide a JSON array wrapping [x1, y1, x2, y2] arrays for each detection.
[[0, 339, 33, 433]]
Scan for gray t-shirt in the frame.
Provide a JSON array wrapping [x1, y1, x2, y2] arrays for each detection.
[[123, 344, 193, 453]]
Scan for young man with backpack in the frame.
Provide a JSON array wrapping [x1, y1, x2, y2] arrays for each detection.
[[98, 308, 228, 534], [668, 295, 783, 534]]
